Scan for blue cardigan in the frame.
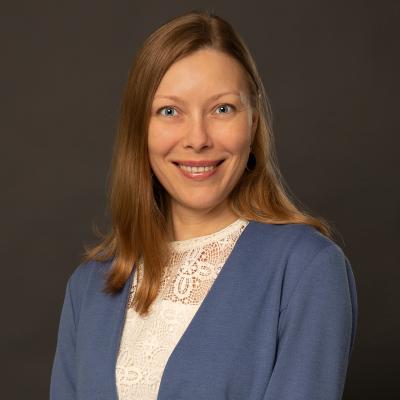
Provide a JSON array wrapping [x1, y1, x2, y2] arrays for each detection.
[[50, 220, 358, 400]]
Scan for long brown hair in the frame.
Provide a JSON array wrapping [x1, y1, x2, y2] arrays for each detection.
[[81, 9, 339, 316]]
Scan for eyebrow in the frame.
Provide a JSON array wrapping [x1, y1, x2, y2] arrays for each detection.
[[154, 91, 242, 103]]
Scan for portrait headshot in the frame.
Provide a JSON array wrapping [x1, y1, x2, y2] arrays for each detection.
[[3, 2, 398, 400], [50, 9, 358, 400]]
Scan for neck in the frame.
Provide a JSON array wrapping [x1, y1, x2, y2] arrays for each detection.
[[169, 200, 239, 241]]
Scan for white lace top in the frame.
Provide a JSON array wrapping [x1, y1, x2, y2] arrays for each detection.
[[115, 217, 249, 400]]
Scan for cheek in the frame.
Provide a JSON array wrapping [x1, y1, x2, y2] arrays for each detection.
[[147, 136, 162, 166], [217, 118, 252, 151], [148, 121, 178, 159], [148, 119, 163, 149]]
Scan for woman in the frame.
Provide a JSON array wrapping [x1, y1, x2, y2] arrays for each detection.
[[50, 10, 358, 400]]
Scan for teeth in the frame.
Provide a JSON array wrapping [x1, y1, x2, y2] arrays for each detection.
[[179, 164, 217, 173]]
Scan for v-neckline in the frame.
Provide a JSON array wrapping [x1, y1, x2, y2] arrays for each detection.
[[111, 219, 256, 399]]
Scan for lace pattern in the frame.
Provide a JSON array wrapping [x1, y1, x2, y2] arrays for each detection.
[[116, 218, 249, 400]]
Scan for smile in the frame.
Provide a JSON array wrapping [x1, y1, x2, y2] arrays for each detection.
[[172, 160, 225, 181], [179, 164, 216, 173]]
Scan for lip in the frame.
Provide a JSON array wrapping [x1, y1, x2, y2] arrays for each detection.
[[172, 159, 225, 167], [173, 160, 225, 181]]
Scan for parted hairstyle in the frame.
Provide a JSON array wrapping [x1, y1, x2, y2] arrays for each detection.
[[81, 9, 338, 316]]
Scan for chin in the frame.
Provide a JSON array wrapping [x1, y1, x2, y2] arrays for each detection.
[[176, 195, 226, 211]]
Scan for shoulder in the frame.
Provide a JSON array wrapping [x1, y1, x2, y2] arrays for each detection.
[[247, 221, 353, 308], [248, 220, 341, 261], [68, 258, 111, 288], [65, 258, 113, 313]]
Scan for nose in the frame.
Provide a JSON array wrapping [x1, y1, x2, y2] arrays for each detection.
[[182, 114, 213, 151]]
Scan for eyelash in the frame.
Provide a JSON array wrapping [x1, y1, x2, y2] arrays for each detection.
[[156, 103, 236, 117]]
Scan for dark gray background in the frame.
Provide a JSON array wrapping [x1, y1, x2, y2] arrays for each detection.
[[2, 1, 399, 398]]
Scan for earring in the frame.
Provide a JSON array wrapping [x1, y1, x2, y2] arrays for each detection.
[[246, 151, 256, 171]]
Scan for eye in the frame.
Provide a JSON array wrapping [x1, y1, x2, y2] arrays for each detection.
[[157, 106, 178, 117], [215, 104, 236, 114]]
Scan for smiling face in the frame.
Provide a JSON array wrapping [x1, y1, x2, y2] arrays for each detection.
[[148, 48, 258, 223]]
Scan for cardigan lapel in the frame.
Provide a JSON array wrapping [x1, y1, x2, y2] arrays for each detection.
[[156, 220, 257, 399]]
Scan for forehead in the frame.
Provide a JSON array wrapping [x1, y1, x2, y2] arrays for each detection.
[[154, 49, 249, 98]]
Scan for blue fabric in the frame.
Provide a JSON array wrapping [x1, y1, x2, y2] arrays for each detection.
[[50, 220, 358, 399]]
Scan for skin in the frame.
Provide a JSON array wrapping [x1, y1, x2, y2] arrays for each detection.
[[148, 48, 259, 241]]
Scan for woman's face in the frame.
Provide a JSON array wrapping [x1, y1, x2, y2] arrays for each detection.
[[148, 48, 258, 217]]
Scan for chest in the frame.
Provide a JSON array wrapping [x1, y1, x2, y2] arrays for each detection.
[[74, 225, 286, 399], [77, 274, 282, 398]]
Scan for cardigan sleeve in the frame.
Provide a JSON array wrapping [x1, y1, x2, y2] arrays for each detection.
[[263, 244, 358, 400], [50, 262, 91, 400], [50, 275, 77, 399]]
